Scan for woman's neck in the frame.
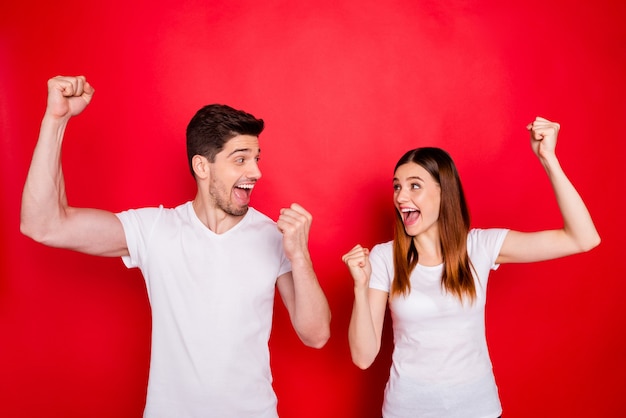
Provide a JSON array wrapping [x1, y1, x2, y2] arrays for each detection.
[[413, 232, 443, 266]]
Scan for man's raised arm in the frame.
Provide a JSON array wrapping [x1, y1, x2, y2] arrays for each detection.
[[20, 76, 128, 257]]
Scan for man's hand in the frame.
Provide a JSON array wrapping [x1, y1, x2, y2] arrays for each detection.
[[45, 75, 94, 120], [277, 203, 313, 262]]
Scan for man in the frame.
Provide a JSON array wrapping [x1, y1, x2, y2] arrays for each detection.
[[21, 75, 331, 417]]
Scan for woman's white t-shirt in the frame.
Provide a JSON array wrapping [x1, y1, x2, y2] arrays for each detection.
[[369, 228, 508, 418]]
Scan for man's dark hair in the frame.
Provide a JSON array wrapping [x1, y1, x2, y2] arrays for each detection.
[[186, 104, 264, 177]]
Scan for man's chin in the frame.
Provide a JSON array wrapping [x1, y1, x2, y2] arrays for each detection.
[[226, 205, 249, 217]]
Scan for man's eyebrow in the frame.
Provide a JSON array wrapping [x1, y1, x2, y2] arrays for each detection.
[[227, 148, 261, 157]]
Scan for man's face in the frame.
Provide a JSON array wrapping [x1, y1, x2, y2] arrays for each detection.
[[208, 135, 261, 217]]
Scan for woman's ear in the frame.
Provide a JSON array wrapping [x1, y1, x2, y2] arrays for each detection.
[[192, 155, 210, 180]]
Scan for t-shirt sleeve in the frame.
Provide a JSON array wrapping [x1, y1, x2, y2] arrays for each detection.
[[368, 242, 394, 293], [468, 228, 509, 271], [278, 252, 292, 278], [115, 206, 164, 269]]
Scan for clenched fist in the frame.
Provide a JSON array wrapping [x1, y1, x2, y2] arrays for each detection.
[[45, 75, 94, 120]]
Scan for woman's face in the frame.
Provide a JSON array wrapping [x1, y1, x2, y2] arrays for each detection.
[[393, 162, 441, 237]]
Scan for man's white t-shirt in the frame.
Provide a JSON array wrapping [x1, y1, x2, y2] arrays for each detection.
[[116, 202, 291, 418], [369, 228, 508, 418]]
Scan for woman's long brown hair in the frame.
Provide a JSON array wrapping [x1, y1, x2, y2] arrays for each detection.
[[391, 147, 475, 303]]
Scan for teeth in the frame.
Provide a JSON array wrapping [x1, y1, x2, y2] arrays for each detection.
[[401, 208, 417, 213], [237, 184, 254, 190]]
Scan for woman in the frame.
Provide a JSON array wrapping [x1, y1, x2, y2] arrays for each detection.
[[342, 117, 600, 418]]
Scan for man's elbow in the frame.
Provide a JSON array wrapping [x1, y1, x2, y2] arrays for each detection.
[[293, 307, 332, 349], [20, 218, 45, 243], [299, 325, 331, 349], [351, 353, 375, 370], [20, 217, 59, 247]]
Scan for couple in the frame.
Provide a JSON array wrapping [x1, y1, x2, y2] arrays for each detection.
[[21, 76, 599, 418]]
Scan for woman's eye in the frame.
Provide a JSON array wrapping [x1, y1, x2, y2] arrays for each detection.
[[393, 184, 401, 191], [411, 183, 421, 189]]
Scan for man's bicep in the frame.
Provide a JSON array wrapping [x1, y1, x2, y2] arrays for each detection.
[[58, 207, 129, 257]]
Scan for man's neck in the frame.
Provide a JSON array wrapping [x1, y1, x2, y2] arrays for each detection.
[[191, 197, 246, 234]]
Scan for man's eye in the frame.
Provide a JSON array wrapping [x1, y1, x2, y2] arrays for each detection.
[[235, 158, 245, 163]]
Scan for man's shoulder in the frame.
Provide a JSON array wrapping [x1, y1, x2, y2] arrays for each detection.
[[246, 207, 276, 225], [117, 201, 191, 225]]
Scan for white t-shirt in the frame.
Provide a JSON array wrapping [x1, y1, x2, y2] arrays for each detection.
[[116, 202, 292, 418], [369, 228, 509, 418]]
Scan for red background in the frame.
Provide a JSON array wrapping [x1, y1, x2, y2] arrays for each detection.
[[2, 1, 625, 417]]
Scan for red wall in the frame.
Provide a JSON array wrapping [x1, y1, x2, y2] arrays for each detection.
[[2, 1, 625, 417]]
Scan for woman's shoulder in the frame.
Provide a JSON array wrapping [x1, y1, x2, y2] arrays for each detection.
[[467, 228, 510, 258], [370, 240, 394, 262], [468, 228, 509, 241], [371, 240, 393, 252]]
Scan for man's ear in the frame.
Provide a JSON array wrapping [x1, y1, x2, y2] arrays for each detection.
[[192, 155, 210, 180]]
